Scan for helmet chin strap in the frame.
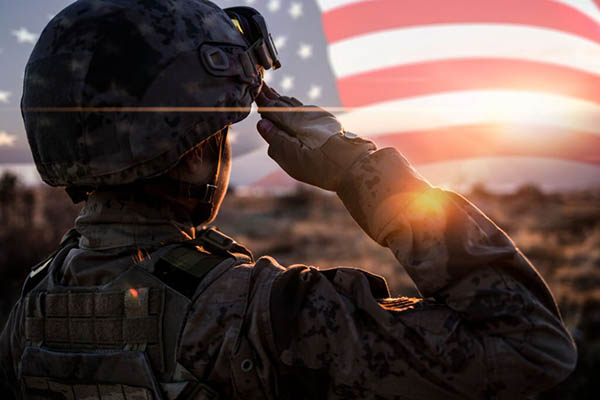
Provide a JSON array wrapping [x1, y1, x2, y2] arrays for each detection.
[[65, 128, 229, 223], [190, 127, 228, 225]]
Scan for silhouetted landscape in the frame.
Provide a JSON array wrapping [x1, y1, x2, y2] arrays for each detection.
[[1, 171, 598, 398]]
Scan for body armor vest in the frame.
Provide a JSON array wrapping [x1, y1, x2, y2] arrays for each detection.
[[18, 228, 253, 400]]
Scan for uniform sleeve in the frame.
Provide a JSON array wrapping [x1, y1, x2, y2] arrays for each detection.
[[268, 148, 577, 400]]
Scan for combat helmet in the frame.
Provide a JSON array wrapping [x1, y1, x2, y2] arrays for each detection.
[[22, 0, 280, 193]]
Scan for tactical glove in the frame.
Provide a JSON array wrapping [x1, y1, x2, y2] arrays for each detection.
[[255, 85, 376, 192]]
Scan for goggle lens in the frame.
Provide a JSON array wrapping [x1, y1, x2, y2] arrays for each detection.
[[225, 6, 281, 71], [231, 18, 244, 35]]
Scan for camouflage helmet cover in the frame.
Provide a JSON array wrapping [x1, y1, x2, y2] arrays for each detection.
[[22, 0, 263, 187]]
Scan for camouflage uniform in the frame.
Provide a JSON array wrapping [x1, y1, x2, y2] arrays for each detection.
[[2, 0, 576, 398], [1, 146, 577, 399]]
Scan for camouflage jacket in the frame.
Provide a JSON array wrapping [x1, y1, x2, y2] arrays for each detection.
[[1, 148, 576, 399]]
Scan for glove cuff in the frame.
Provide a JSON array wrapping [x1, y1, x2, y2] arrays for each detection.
[[320, 132, 376, 172]]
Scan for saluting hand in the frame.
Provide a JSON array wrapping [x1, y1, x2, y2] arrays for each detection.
[[255, 84, 376, 192]]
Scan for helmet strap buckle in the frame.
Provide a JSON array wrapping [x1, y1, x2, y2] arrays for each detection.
[[199, 184, 217, 204]]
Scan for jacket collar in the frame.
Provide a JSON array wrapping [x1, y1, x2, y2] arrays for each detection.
[[75, 189, 198, 251]]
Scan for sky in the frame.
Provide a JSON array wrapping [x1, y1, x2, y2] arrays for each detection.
[[0, 1, 73, 163]]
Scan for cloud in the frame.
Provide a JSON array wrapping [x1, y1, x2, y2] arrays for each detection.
[[0, 91, 11, 104], [0, 131, 17, 147], [11, 27, 38, 44]]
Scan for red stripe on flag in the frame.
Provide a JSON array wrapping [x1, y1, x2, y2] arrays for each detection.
[[337, 58, 600, 107], [374, 125, 600, 165], [323, 0, 600, 45], [252, 126, 600, 187]]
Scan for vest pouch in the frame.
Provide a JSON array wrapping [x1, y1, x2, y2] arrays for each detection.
[[19, 346, 164, 399]]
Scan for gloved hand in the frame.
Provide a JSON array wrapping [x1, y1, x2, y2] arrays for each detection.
[[255, 84, 377, 191]]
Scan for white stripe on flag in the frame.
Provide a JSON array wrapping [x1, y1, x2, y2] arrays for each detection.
[[416, 156, 600, 191], [336, 90, 600, 137], [231, 90, 600, 186], [316, 0, 369, 12], [329, 24, 600, 79], [231, 151, 600, 189]]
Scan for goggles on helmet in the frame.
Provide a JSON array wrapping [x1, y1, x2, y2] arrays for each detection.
[[224, 6, 281, 71]]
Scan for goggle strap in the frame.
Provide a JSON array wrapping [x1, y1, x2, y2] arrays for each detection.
[[239, 51, 259, 82], [253, 40, 272, 70]]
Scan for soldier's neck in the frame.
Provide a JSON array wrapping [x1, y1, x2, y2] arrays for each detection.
[[75, 188, 198, 251]]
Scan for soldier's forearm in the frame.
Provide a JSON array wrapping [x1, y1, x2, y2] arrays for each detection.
[[337, 147, 577, 394], [337, 147, 563, 308], [336, 147, 431, 245]]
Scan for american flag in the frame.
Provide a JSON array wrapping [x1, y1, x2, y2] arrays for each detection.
[[220, 0, 600, 191], [0, 0, 599, 190]]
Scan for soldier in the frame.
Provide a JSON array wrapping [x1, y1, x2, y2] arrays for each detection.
[[1, 0, 576, 399]]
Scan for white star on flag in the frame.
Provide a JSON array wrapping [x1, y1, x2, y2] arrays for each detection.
[[281, 75, 295, 90], [307, 85, 322, 100], [11, 27, 38, 44], [297, 43, 313, 59], [289, 2, 303, 19], [273, 35, 287, 49], [263, 69, 273, 82], [0, 91, 12, 104], [0, 131, 16, 147], [267, 0, 281, 13], [228, 128, 239, 144]]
